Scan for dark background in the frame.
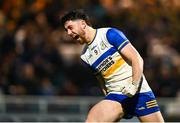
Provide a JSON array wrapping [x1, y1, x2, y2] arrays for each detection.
[[0, 0, 179, 97]]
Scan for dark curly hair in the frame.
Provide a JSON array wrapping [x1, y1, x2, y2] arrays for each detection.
[[60, 9, 91, 26]]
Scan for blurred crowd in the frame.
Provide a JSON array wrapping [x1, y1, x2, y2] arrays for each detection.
[[0, 0, 179, 97]]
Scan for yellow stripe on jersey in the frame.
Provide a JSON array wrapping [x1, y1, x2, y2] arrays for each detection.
[[146, 100, 157, 104], [146, 102, 157, 106], [147, 104, 158, 108], [118, 40, 129, 50], [103, 58, 125, 77], [146, 100, 158, 108]]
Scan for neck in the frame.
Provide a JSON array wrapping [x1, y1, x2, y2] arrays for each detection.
[[84, 26, 96, 44]]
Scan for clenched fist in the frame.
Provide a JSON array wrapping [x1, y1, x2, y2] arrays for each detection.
[[122, 83, 139, 97]]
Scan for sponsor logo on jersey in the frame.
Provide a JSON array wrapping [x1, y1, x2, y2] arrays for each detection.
[[87, 53, 93, 59], [138, 107, 145, 110], [96, 56, 115, 72], [100, 41, 106, 50], [91, 45, 97, 51]]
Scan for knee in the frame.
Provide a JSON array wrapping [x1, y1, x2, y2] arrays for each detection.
[[85, 115, 97, 122], [85, 111, 124, 122], [117, 111, 124, 121]]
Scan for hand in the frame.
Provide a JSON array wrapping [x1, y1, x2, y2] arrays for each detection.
[[122, 83, 138, 97]]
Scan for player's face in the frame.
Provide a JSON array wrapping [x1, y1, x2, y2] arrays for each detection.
[[64, 20, 86, 44]]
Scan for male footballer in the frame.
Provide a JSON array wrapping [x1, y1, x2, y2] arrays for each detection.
[[61, 9, 164, 122]]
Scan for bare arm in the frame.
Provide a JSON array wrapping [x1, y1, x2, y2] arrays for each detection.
[[120, 43, 144, 85]]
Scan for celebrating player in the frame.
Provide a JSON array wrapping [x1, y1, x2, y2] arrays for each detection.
[[61, 9, 164, 122]]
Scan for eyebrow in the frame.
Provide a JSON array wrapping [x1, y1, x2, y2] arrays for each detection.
[[65, 25, 72, 31], [64, 26, 69, 32]]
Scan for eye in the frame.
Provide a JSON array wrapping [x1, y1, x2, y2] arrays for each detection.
[[69, 26, 73, 30]]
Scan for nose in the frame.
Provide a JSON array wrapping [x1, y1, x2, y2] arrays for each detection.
[[67, 29, 72, 35]]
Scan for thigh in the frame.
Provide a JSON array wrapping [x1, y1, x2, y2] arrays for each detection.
[[85, 100, 124, 122], [138, 111, 164, 122]]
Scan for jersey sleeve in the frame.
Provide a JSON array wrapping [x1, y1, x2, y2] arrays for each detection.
[[106, 28, 129, 51]]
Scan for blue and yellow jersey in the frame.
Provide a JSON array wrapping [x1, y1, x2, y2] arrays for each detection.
[[81, 27, 151, 94]]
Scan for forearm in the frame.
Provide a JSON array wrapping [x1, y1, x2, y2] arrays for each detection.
[[132, 56, 144, 85], [96, 75, 107, 95], [122, 56, 144, 97], [102, 88, 107, 95], [119, 43, 144, 96]]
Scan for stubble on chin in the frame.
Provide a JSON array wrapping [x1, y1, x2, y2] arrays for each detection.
[[77, 37, 86, 45], [78, 40, 85, 45]]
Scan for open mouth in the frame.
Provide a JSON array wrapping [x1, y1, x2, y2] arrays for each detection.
[[74, 35, 79, 40]]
